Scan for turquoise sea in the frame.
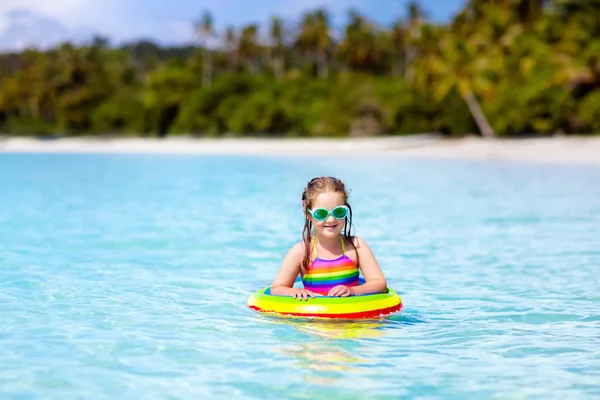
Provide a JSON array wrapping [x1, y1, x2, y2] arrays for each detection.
[[1, 153, 599, 399]]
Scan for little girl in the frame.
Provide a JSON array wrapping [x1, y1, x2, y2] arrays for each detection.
[[271, 176, 388, 300]]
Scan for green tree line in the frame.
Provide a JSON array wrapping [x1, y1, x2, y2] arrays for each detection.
[[0, 0, 599, 138]]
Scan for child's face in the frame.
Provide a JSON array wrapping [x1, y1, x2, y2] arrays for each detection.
[[310, 191, 346, 239]]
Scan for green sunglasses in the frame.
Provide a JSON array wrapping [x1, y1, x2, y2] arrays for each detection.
[[307, 205, 349, 221]]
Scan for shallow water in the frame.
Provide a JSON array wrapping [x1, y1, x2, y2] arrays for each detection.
[[1, 153, 599, 399]]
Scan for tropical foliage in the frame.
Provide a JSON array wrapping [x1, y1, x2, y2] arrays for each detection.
[[0, 0, 598, 137]]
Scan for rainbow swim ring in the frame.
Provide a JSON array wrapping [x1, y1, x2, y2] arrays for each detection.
[[247, 277, 402, 319]]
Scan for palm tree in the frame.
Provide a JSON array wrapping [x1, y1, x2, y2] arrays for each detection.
[[412, 24, 495, 137], [465, 0, 488, 23], [390, 21, 407, 76], [193, 10, 214, 86], [295, 9, 331, 78], [404, 1, 423, 81], [238, 24, 261, 73], [435, 33, 496, 137], [410, 24, 444, 93], [224, 26, 239, 73], [514, 0, 549, 26], [337, 10, 382, 72], [313, 9, 331, 78], [270, 17, 285, 79], [547, 1, 600, 88]]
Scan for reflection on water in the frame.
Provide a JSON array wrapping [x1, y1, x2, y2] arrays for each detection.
[[270, 318, 389, 388], [282, 342, 363, 372], [263, 310, 430, 387], [293, 319, 386, 340]]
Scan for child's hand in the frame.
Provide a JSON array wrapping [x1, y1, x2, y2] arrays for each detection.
[[293, 289, 316, 301], [327, 285, 352, 297]]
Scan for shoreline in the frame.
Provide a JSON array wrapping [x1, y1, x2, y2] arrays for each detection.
[[1, 135, 599, 165]]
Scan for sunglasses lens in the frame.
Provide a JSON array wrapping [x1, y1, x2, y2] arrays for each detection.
[[312, 209, 329, 220], [332, 206, 348, 219]]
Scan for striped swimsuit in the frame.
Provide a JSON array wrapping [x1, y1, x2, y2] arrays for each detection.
[[302, 237, 360, 295]]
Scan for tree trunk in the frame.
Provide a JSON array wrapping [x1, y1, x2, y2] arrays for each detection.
[[229, 50, 238, 72], [463, 91, 495, 138], [202, 48, 212, 86], [404, 46, 416, 81], [246, 56, 259, 74], [316, 50, 328, 79], [393, 57, 404, 77], [29, 95, 40, 119], [273, 54, 284, 80]]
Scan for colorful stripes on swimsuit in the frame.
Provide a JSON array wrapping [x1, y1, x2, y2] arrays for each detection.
[[302, 255, 360, 295]]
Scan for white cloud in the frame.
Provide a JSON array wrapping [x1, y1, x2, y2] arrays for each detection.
[[0, 0, 123, 50], [0, 1, 85, 23], [0, 0, 123, 31], [0, 10, 70, 51]]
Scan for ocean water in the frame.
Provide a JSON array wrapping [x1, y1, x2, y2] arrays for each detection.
[[1, 152, 599, 399]]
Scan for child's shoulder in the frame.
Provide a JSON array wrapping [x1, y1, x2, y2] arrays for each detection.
[[344, 235, 369, 250], [287, 241, 308, 257]]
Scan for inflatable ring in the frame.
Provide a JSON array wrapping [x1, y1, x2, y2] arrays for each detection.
[[247, 278, 402, 319]]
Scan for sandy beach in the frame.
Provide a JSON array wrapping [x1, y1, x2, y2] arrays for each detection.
[[1, 134, 599, 165]]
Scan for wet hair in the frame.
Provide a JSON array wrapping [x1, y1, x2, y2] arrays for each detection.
[[300, 176, 359, 274]]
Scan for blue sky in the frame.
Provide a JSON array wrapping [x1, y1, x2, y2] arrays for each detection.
[[0, 0, 466, 51]]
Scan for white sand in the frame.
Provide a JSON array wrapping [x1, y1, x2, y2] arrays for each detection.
[[1, 134, 599, 165]]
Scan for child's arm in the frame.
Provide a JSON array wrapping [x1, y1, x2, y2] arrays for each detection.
[[350, 237, 387, 295], [270, 243, 316, 300]]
